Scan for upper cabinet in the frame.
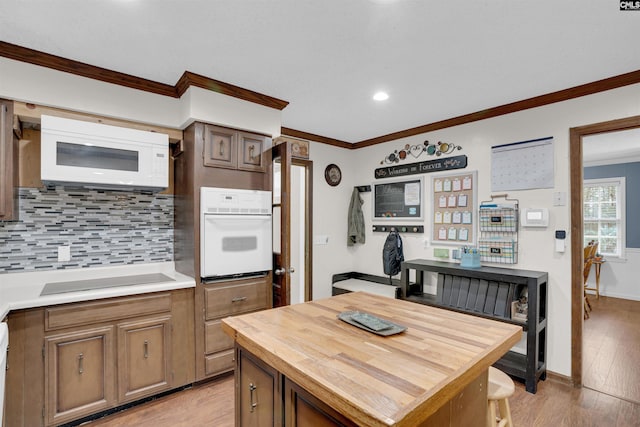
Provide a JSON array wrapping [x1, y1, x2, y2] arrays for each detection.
[[0, 99, 18, 221], [203, 124, 267, 173]]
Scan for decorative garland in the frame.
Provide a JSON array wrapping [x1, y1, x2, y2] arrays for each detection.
[[380, 140, 462, 165]]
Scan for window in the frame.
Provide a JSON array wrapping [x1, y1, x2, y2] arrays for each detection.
[[583, 177, 625, 258]]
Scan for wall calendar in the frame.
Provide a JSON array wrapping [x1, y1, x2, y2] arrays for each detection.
[[491, 137, 554, 191]]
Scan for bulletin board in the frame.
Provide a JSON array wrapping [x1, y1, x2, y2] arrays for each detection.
[[431, 171, 477, 245], [373, 177, 423, 220]]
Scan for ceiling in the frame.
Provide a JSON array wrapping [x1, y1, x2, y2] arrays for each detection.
[[1, 0, 639, 144]]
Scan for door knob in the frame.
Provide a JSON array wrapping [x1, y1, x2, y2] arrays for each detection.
[[274, 267, 295, 275]]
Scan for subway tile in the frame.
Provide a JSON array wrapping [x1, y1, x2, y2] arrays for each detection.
[[0, 187, 174, 274]]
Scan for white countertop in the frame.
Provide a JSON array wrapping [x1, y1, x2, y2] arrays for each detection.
[[0, 262, 195, 320]]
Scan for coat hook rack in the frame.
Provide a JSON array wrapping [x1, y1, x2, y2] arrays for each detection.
[[355, 185, 371, 192], [373, 225, 424, 233]]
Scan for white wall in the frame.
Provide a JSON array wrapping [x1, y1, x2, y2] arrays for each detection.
[[0, 57, 282, 137], [309, 82, 640, 378], [309, 142, 358, 299], [585, 248, 640, 301]]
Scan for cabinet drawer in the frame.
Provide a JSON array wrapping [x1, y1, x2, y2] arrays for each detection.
[[46, 293, 172, 331], [204, 279, 268, 320], [205, 319, 234, 354], [205, 349, 234, 376]]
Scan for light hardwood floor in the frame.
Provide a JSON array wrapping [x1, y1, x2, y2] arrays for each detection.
[[82, 297, 640, 427], [583, 296, 640, 404], [81, 375, 640, 427]]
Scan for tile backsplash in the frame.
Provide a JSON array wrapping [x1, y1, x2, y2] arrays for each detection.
[[0, 187, 174, 274]]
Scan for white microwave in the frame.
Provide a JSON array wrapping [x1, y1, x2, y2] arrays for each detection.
[[41, 115, 169, 191]]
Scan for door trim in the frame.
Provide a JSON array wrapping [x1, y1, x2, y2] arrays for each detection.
[[293, 158, 313, 301], [570, 114, 640, 386]]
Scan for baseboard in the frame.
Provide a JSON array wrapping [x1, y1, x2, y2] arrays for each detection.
[[545, 370, 574, 386]]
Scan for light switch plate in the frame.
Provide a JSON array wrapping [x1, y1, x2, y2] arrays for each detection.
[[313, 235, 329, 245], [553, 192, 566, 206]]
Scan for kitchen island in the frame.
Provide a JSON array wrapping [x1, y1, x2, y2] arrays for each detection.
[[222, 291, 521, 427]]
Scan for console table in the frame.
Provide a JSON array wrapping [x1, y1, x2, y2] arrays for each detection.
[[400, 259, 548, 393]]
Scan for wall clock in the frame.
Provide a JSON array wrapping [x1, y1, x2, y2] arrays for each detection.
[[324, 164, 342, 186]]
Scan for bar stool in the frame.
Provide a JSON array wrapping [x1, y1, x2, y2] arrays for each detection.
[[487, 366, 514, 427]]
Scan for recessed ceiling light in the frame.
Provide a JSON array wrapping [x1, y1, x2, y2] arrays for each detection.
[[373, 91, 389, 101]]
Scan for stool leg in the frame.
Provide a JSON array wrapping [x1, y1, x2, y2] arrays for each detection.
[[488, 400, 497, 427], [498, 398, 513, 427]]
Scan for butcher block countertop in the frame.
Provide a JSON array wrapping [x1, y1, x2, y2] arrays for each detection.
[[222, 291, 522, 427]]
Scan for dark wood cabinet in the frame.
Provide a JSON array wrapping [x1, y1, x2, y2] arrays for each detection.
[[203, 124, 267, 172], [236, 347, 281, 427], [6, 289, 194, 427], [284, 378, 356, 427], [175, 121, 272, 381], [237, 131, 266, 172], [203, 275, 271, 378], [203, 124, 237, 169], [117, 316, 172, 403], [45, 326, 116, 425], [401, 259, 547, 393], [0, 98, 18, 221]]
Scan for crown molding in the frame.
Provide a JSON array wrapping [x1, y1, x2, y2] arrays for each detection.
[[0, 41, 288, 111], [175, 71, 288, 110], [2, 41, 639, 147], [0, 41, 177, 98], [280, 127, 352, 149], [353, 69, 640, 148]]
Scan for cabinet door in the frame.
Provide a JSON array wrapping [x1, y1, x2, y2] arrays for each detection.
[[237, 131, 266, 172], [45, 326, 116, 426], [237, 348, 281, 427], [203, 124, 237, 169], [284, 378, 356, 427], [0, 99, 17, 221], [118, 316, 172, 403]]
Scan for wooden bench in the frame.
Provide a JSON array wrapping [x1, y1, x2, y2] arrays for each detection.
[[331, 272, 401, 299]]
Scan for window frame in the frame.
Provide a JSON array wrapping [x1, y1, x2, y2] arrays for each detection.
[[583, 177, 626, 260]]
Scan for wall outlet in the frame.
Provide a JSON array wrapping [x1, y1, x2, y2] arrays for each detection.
[[58, 245, 71, 262]]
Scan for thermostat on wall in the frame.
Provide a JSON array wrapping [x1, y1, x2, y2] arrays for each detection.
[[521, 208, 549, 227]]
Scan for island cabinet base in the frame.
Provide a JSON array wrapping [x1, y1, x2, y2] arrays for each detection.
[[236, 345, 489, 427]]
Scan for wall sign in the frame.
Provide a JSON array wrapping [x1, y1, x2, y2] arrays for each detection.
[[374, 155, 467, 179]]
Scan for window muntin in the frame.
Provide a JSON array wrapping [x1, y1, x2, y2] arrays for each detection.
[[583, 178, 625, 258]]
